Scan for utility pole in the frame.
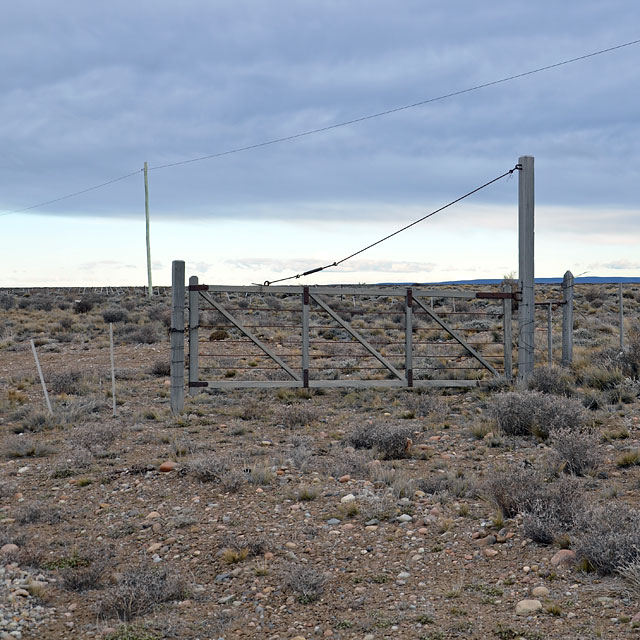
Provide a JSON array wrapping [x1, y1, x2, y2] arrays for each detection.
[[144, 161, 152, 298]]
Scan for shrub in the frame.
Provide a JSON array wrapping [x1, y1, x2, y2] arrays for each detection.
[[149, 360, 170, 377], [208, 329, 229, 341], [103, 308, 129, 324], [574, 504, 640, 574], [278, 403, 319, 428], [48, 371, 83, 395], [2, 435, 55, 458], [74, 298, 94, 314], [484, 465, 584, 544], [548, 427, 600, 476], [121, 325, 160, 345], [526, 366, 575, 396], [347, 423, 414, 460], [577, 366, 624, 391], [284, 565, 326, 603], [488, 390, 587, 439], [400, 390, 447, 420], [0, 293, 14, 310], [97, 565, 185, 620]]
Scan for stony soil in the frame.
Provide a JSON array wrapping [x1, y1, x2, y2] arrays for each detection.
[[0, 285, 639, 640]]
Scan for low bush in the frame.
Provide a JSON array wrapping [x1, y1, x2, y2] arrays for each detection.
[[526, 366, 575, 396], [277, 403, 319, 428], [574, 504, 640, 574], [97, 565, 185, 620], [284, 565, 326, 603], [488, 390, 587, 439], [102, 308, 129, 324], [149, 360, 171, 377], [73, 298, 94, 314], [347, 423, 414, 460], [548, 427, 600, 476]]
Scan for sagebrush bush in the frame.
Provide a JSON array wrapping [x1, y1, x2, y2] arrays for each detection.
[[577, 365, 624, 391], [284, 565, 326, 603], [488, 390, 587, 439], [97, 565, 185, 620], [278, 403, 319, 428], [574, 504, 640, 574], [347, 423, 414, 460], [149, 359, 171, 377], [548, 427, 600, 476], [102, 308, 129, 324], [0, 293, 14, 310], [48, 370, 84, 395], [73, 298, 94, 314], [526, 366, 575, 396], [484, 465, 584, 544]]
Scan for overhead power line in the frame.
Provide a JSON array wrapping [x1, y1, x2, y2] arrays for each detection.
[[1, 37, 639, 218], [261, 164, 521, 285]]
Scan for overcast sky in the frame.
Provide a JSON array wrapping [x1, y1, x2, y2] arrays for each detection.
[[1, 1, 639, 286]]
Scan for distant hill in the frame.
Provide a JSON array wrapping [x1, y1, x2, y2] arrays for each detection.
[[409, 276, 640, 285]]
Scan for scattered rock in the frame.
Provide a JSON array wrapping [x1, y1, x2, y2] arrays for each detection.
[[340, 494, 356, 503], [515, 599, 542, 615], [0, 544, 19, 554], [159, 460, 176, 472], [532, 586, 550, 598], [551, 549, 576, 567]]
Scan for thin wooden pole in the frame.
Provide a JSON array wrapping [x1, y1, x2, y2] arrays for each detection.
[[502, 283, 513, 379], [561, 270, 574, 367], [188, 276, 200, 395], [619, 283, 624, 350], [30, 339, 52, 415], [170, 260, 185, 414], [109, 323, 117, 417], [547, 303, 552, 366], [144, 161, 152, 299], [517, 155, 535, 381]]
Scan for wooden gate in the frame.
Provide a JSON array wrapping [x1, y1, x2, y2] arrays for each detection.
[[183, 279, 513, 391]]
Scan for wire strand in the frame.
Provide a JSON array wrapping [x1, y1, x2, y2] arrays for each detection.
[[0, 170, 142, 218], [262, 164, 520, 285], [149, 38, 640, 171]]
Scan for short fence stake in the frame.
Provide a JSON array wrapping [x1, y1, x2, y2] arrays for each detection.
[[547, 303, 552, 366], [109, 323, 117, 417], [170, 260, 185, 415], [30, 339, 52, 415], [619, 283, 624, 350], [188, 276, 200, 395], [502, 284, 513, 379], [561, 270, 574, 367]]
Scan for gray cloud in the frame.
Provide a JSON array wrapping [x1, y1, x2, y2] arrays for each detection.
[[1, 0, 639, 235]]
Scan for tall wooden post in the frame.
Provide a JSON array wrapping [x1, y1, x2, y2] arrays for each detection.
[[144, 162, 152, 298], [405, 288, 413, 387], [302, 287, 310, 388], [561, 270, 574, 367], [170, 260, 185, 414], [518, 156, 535, 381], [502, 283, 513, 379], [547, 303, 553, 366], [188, 275, 200, 395]]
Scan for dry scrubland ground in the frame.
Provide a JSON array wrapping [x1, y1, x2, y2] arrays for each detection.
[[0, 285, 639, 640]]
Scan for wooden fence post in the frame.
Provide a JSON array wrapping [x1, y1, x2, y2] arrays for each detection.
[[109, 323, 117, 417], [405, 288, 413, 387], [619, 283, 624, 350], [502, 284, 513, 379], [561, 270, 574, 367], [30, 339, 52, 415], [188, 276, 200, 394], [170, 260, 185, 414], [302, 287, 310, 388], [518, 155, 535, 381], [547, 303, 553, 366]]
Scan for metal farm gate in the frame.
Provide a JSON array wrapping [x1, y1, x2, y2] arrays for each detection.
[[180, 277, 514, 393]]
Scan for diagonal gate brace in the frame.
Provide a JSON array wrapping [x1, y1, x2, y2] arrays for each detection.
[[199, 291, 301, 381], [310, 294, 405, 381], [412, 296, 499, 376]]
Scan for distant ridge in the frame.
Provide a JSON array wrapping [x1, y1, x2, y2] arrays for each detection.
[[434, 277, 640, 285], [382, 277, 640, 285]]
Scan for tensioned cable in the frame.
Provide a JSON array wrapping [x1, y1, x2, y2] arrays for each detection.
[[0, 169, 142, 218], [261, 164, 521, 285], [1, 38, 638, 217], [149, 38, 640, 171]]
